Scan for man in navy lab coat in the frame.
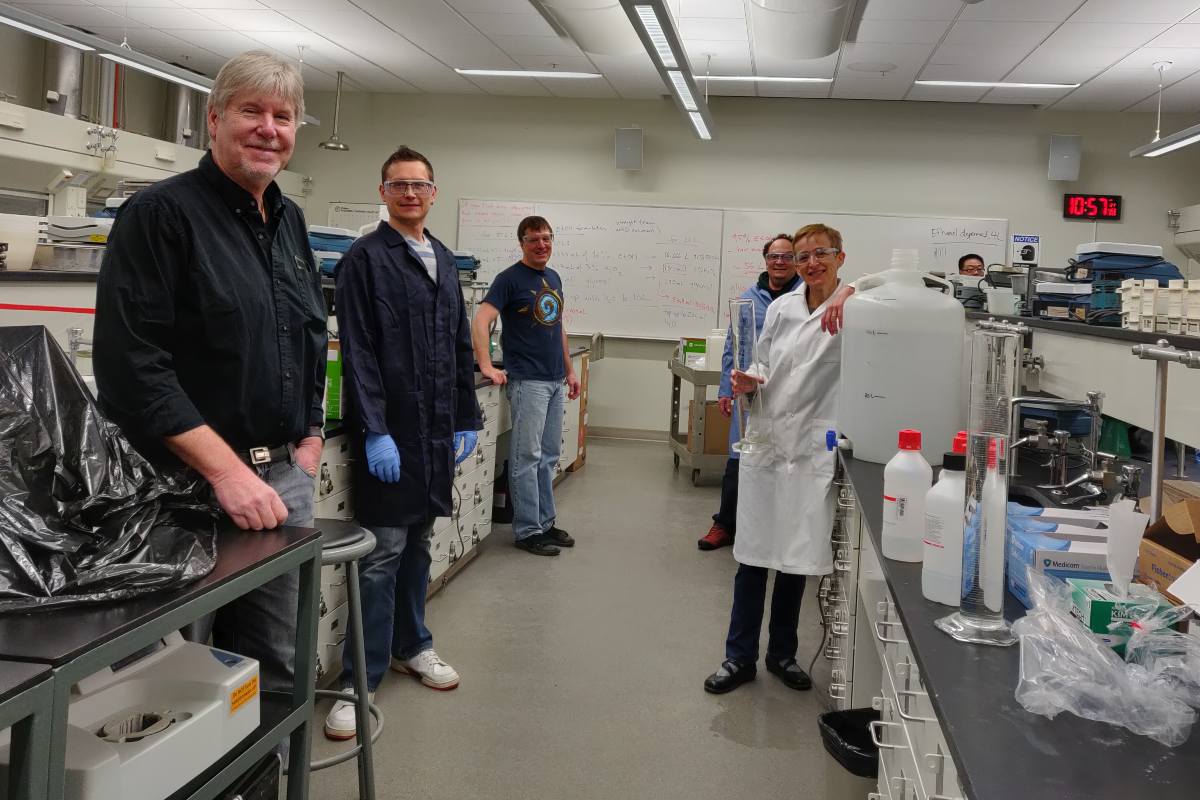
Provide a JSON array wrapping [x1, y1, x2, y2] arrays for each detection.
[[326, 145, 481, 740]]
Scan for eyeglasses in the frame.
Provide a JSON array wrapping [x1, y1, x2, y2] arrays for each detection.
[[794, 247, 841, 263], [521, 234, 554, 245], [765, 253, 795, 264], [382, 180, 435, 197]]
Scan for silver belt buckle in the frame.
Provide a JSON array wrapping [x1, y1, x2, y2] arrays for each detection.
[[250, 446, 271, 465]]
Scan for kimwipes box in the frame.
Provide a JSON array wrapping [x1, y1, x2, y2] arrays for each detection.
[[1138, 499, 1200, 602]]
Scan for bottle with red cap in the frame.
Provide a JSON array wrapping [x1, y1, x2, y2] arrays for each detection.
[[922, 431, 968, 604], [882, 429, 933, 562]]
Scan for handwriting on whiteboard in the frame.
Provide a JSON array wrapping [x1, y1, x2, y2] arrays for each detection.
[[929, 225, 1005, 245]]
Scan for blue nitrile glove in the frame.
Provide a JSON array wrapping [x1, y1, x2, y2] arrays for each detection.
[[1008, 501, 1044, 517], [454, 430, 478, 465], [366, 433, 401, 483]]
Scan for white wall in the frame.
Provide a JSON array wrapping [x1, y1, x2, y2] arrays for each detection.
[[290, 90, 1200, 435]]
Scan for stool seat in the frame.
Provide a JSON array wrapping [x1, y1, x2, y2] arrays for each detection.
[[316, 518, 376, 565]]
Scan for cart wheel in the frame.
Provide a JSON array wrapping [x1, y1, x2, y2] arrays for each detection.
[[691, 469, 700, 485], [673, 454, 680, 469]]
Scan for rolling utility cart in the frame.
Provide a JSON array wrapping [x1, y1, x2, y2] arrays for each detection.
[[0, 662, 53, 800], [667, 357, 728, 485]]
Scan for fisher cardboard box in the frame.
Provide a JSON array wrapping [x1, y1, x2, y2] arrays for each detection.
[[1138, 499, 1200, 602], [324, 340, 344, 421], [687, 400, 732, 456]]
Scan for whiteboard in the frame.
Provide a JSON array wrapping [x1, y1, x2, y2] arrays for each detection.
[[458, 198, 723, 338], [719, 210, 1007, 321]]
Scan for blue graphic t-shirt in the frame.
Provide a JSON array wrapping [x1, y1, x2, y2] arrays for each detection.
[[483, 262, 566, 381]]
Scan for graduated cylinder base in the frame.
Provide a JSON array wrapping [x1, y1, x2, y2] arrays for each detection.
[[934, 610, 1017, 647]]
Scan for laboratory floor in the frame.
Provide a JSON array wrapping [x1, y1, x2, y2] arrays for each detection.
[[308, 437, 872, 800]]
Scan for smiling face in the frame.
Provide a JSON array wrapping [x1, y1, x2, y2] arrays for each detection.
[[764, 237, 797, 288], [794, 232, 845, 294], [519, 226, 553, 270], [208, 89, 296, 196], [379, 159, 436, 230]]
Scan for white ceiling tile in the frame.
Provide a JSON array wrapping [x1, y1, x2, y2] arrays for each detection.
[[838, 41, 933, 76], [1126, 68, 1200, 110], [489, 35, 582, 57], [683, 39, 750, 61], [86, 0, 177, 8], [177, 0, 266, 9], [958, 0, 1085, 22], [254, 0, 337, 8], [1150, 23, 1200, 45], [86, 27, 225, 74], [1008, 45, 1133, 83], [587, 52, 666, 99], [830, 78, 907, 100], [8, 0, 97, 8], [980, 87, 1076, 102], [918, 61, 1008, 83], [755, 52, 838, 79], [244, 29, 422, 91], [851, 19, 951, 45], [120, 6, 227, 30], [942, 20, 1057, 48], [678, 17, 747, 41], [677, 0, 744, 19], [1072, 0, 1200, 24], [443, 0, 533, 12], [192, 8, 307, 32], [16, 4, 137, 29], [461, 11, 556, 38], [1041, 21, 1172, 48], [687, 54, 754, 75], [349, 0, 519, 70], [1049, 72, 1159, 109], [859, 0, 965, 22], [544, 78, 618, 99], [1112, 45, 1200, 72], [180, 28, 273, 58], [507, 54, 596, 71], [906, 84, 988, 103]]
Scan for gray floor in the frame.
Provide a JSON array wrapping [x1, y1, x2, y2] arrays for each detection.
[[309, 437, 873, 800]]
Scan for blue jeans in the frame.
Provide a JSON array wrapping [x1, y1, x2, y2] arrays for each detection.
[[188, 455, 315, 692], [725, 563, 806, 665], [506, 379, 565, 541], [345, 520, 435, 691]]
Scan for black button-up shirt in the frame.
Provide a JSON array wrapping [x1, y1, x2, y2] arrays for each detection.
[[94, 151, 326, 465]]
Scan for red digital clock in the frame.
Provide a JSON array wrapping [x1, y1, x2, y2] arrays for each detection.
[[1063, 193, 1122, 220]]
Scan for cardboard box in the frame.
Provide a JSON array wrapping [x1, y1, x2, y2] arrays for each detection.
[[324, 340, 344, 421], [1138, 499, 1200, 601], [679, 338, 706, 368], [1068, 577, 1171, 631], [687, 400, 731, 456], [567, 351, 589, 473]]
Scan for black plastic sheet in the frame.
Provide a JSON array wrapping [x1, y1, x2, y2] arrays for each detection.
[[0, 325, 216, 613]]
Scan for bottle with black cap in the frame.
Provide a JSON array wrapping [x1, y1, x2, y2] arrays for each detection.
[[922, 431, 968, 605]]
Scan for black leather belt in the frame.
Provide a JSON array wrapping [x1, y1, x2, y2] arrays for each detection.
[[238, 444, 291, 466]]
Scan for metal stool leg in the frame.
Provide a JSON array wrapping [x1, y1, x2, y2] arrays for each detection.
[[346, 559, 376, 800]]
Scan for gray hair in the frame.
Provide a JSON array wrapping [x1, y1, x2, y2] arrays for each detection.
[[208, 50, 305, 122]]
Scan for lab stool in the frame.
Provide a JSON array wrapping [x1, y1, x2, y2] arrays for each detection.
[[308, 518, 382, 800]]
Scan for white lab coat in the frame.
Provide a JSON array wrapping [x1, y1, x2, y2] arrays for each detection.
[[733, 283, 842, 575]]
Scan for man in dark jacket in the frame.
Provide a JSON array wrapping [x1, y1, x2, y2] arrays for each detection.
[[326, 145, 481, 740]]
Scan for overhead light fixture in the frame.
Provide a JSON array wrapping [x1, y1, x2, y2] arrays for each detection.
[[0, 12, 94, 51], [667, 70, 696, 111], [633, 5, 676, 68], [455, 68, 601, 79], [688, 112, 710, 141], [696, 75, 832, 83], [1130, 61, 1197, 158], [914, 80, 1079, 89], [318, 71, 349, 152], [100, 52, 211, 94]]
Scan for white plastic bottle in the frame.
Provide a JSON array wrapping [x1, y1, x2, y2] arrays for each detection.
[[704, 328, 727, 370], [882, 429, 933, 562], [922, 437, 967, 605]]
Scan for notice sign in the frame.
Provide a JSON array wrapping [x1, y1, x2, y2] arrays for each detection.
[[1012, 234, 1040, 267]]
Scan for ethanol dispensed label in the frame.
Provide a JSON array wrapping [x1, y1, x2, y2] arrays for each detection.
[[883, 495, 899, 524], [230, 675, 259, 715], [924, 514, 944, 548]]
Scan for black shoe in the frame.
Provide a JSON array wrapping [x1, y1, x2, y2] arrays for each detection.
[[543, 526, 575, 547], [514, 534, 560, 556], [765, 657, 813, 691], [703, 659, 756, 694]]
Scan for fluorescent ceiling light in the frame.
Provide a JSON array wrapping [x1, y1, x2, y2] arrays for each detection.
[[688, 112, 710, 141], [455, 68, 601, 79], [914, 80, 1078, 89], [0, 14, 94, 51], [1130, 123, 1200, 158], [696, 75, 832, 83], [634, 5, 677, 68], [100, 52, 211, 94], [667, 70, 696, 111]]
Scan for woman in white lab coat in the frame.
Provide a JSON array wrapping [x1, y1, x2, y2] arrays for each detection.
[[704, 223, 857, 695]]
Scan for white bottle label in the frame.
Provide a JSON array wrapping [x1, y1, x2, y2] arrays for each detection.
[[924, 513, 944, 548], [883, 495, 897, 523]]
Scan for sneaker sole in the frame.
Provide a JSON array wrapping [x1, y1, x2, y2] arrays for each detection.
[[391, 663, 460, 691], [323, 725, 357, 741]]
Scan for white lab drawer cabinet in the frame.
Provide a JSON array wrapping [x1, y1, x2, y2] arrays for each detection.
[[317, 433, 354, 501], [319, 562, 348, 617], [315, 488, 354, 521], [315, 601, 349, 686]]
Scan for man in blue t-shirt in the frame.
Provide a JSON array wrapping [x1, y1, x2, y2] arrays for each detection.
[[472, 216, 581, 556]]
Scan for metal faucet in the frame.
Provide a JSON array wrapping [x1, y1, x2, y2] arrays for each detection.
[[1008, 390, 1103, 479], [67, 327, 93, 366]]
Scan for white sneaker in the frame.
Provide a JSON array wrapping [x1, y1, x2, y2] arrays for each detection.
[[391, 649, 460, 690], [323, 693, 373, 741]]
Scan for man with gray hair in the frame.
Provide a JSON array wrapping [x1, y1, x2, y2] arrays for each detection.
[[95, 51, 325, 695]]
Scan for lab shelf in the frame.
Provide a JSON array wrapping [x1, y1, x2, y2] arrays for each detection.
[[666, 357, 727, 485], [0, 662, 52, 800]]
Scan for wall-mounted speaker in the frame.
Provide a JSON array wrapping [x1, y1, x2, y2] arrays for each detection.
[[615, 127, 642, 171], [1048, 134, 1082, 181]]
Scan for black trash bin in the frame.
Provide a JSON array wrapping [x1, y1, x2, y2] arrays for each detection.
[[818, 708, 880, 779]]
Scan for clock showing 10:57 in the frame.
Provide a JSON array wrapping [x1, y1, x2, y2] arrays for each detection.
[[1063, 193, 1122, 220]]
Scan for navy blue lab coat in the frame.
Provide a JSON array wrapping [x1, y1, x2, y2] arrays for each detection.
[[334, 222, 482, 526]]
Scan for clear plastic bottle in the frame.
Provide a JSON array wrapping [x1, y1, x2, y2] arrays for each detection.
[[922, 433, 968, 605], [882, 429, 933, 562]]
